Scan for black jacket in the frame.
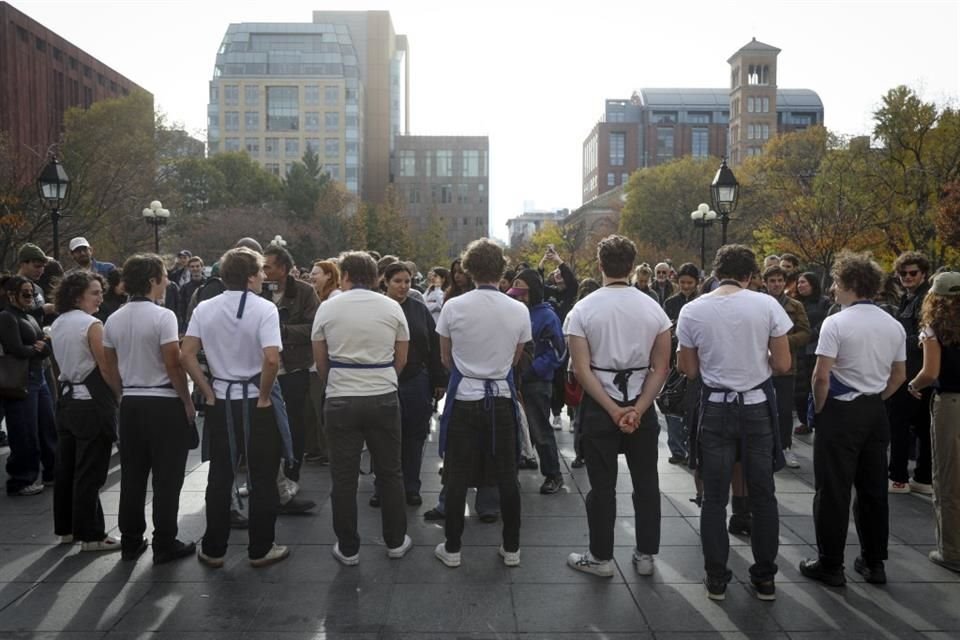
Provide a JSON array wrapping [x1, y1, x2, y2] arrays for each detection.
[[0, 307, 49, 372], [399, 296, 447, 389], [540, 262, 578, 321], [897, 281, 930, 377]]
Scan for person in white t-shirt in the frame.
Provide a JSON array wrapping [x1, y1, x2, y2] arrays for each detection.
[[564, 235, 672, 578], [181, 247, 289, 569], [102, 254, 197, 565], [677, 244, 793, 603], [799, 252, 906, 588], [312, 251, 412, 565], [434, 238, 531, 569]]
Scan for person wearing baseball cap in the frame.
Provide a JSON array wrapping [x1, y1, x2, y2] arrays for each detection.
[[67, 237, 115, 277], [169, 250, 193, 289]]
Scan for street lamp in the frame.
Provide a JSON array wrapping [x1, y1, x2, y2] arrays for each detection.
[[690, 203, 717, 272], [710, 157, 739, 245], [142, 200, 170, 253], [36, 156, 71, 261]]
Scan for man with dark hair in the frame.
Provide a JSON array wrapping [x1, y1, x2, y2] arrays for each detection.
[[565, 235, 671, 578], [181, 247, 291, 568], [663, 262, 701, 464], [169, 250, 193, 288], [103, 254, 197, 564], [66, 237, 115, 276], [888, 250, 933, 494], [779, 254, 800, 276], [312, 250, 412, 565], [762, 265, 811, 469], [435, 238, 531, 568], [677, 244, 793, 602], [800, 252, 906, 586], [177, 257, 206, 333], [538, 247, 578, 429], [263, 244, 320, 511]]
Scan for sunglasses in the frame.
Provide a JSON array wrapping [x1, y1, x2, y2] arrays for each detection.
[[18, 291, 33, 299], [898, 269, 920, 277]]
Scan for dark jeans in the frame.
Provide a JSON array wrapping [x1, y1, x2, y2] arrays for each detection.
[[435, 484, 500, 516], [521, 379, 561, 478], [700, 401, 779, 582], [813, 395, 890, 569], [325, 392, 406, 556], [305, 371, 328, 458], [580, 395, 660, 561], [443, 397, 521, 553], [773, 374, 794, 449], [118, 397, 190, 554], [53, 401, 113, 542], [888, 385, 932, 484], [278, 370, 309, 481], [202, 399, 281, 559], [4, 367, 56, 492], [794, 354, 815, 426], [399, 370, 433, 494]]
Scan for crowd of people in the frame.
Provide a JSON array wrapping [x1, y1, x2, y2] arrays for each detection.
[[0, 230, 957, 600]]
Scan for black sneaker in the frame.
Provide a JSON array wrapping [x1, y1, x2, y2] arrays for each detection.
[[799, 558, 846, 587], [368, 494, 381, 508], [519, 456, 539, 470], [230, 509, 249, 529], [406, 492, 422, 506], [704, 576, 727, 601], [121, 538, 148, 561], [478, 513, 499, 523], [751, 580, 776, 601], [853, 556, 886, 584], [668, 455, 688, 465], [728, 513, 752, 536], [279, 497, 316, 514], [423, 508, 445, 521], [540, 476, 564, 495], [154, 540, 197, 565]]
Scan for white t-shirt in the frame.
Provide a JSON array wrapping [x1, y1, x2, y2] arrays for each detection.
[[677, 289, 793, 404], [51, 310, 101, 400], [311, 288, 409, 398], [436, 288, 531, 400], [816, 303, 906, 400], [103, 301, 179, 398], [185, 291, 283, 400], [564, 286, 672, 402]]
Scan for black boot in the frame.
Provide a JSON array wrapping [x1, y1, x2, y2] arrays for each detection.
[[728, 496, 752, 536]]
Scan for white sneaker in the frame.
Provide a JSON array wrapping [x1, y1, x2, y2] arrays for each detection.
[[567, 551, 614, 577], [784, 449, 800, 469], [909, 479, 934, 495], [387, 534, 413, 559], [15, 481, 44, 496], [552, 415, 562, 430], [499, 545, 520, 567], [332, 543, 359, 566], [80, 535, 121, 552], [58, 535, 74, 544], [633, 551, 654, 576], [434, 542, 461, 568], [250, 543, 290, 567], [889, 480, 911, 494], [238, 483, 250, 498]]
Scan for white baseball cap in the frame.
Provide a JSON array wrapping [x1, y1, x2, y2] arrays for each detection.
[[69, 237, 90, 252]]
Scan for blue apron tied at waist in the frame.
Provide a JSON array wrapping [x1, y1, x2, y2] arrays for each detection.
[[806, 373, 861, 429], [122, 383, 175, 390], [438, 364, 522, 461], [328, 359, 395, 369], [590, 364, 648, 404], [695, 377, 784, 474]]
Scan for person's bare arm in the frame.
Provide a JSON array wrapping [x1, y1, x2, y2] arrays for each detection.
[[312, 339, 329, 385], [884, 361, 907, 401], [909, 338, 941, 396], [394, 340, 409, 375], [440, 335, 453, 371], [569, 335, 631, 426], [768, 334, 792, 375], [180, 336, 214, 405], [678, 345, 700, 380], [811, 355, 834, 413], [258, 346, 280, 407], [632, 330, 671, 420]]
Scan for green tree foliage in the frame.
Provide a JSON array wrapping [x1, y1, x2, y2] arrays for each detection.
[[207, 152, 283, 208], [415, 205, 452, 271], [361, 185, 413, 258], [284, 148, 329, 217], [509, 220, 597, 280]]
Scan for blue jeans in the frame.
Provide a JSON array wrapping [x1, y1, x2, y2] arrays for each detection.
[[4, 367, 57, 493], [521, 379, 561, 478], [665, 414, 688, 458], [699, 401, 779, 583]]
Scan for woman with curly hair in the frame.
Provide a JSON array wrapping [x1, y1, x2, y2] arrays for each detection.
[[908, 271, 960, 573], [443, 259, 473, 303]]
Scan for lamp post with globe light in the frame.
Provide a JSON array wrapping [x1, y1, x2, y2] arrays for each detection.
[[36, 156, 71, 261], [710, 158, 739, 245], [690, 203, 717, 272], [142, 200, 170, 253]]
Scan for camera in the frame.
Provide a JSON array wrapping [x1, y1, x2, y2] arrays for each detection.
[[265, 281, 280, 293]]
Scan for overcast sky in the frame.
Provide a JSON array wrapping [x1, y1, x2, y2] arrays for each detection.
[[13, 0, 960, 241]]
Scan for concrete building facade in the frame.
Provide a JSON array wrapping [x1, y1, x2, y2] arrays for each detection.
[[505, 209, 568, 247]]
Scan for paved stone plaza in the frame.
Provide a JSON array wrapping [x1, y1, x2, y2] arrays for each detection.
[[1, 415, 958, 639]]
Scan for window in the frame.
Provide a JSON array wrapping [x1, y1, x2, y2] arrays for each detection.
[[691, 128, 709, 157], [687, 112, 711, 124], [327, 165, 340, 180], [399, 150, 415, 177], [35, 37, 46, 52], [655, 128, 674, 162], [762, 97, 770, 113], [478, 183, 486, 204], [325, 138, 340, 158], [325, 112, 340, 131], [436, 150, 453, 177], [244, 111, 259, 129], [265, 163, 280, 176], [304, 85, 320, 106], [621, 172, 629, 185], [224, 111, 240, 131], [457, 184, 469, 204], [305, 138, 321, 154], [304, 112, 320, 132], [208, 141, 219, 154], [224, 137, 241, 152], [653, 111, 677, 124], [748, 124, 755, 140], [462, 150, 480, 177], [747, 97, 755, 113], [266, 86, 299, 131], [607, 173, 615, 187], [609, 132, 625, 166], [264, 137, 279, 158], [284, 139, 299, 156], [761, 124, 770, 140], [210, 86, 219, 105], [441, 184, 453, 204], [224, 85, 239, 106], [324, 85, 339, 105], [285, 162, 294, 176], [245, 137, 259, 154], [345, 114, 358, 128], [244, 85, 259, 106], [408, 188, 421, 204]]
